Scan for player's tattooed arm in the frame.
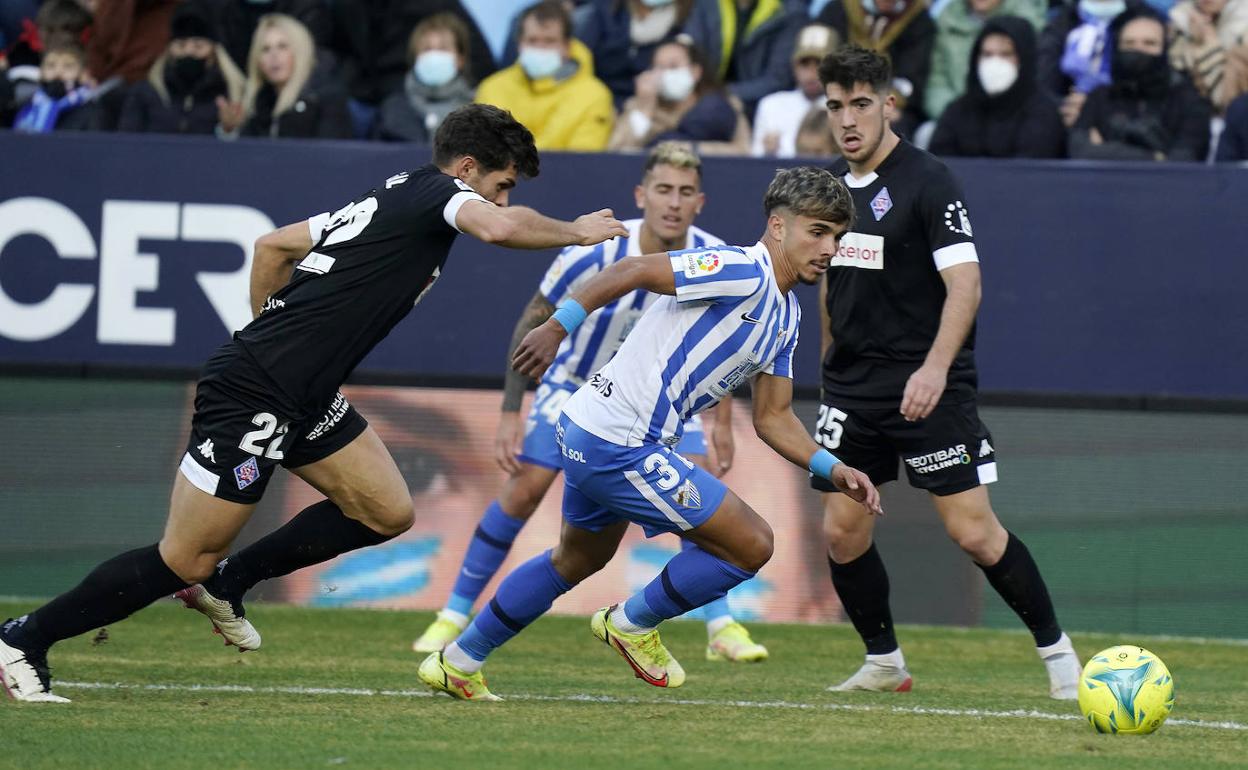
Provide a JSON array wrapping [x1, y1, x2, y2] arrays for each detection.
[[456, 201, 628, 249], [502, 292, 556, 412], [250, 221, 314, 318]]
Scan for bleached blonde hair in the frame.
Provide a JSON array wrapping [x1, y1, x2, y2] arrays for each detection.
[[242, 14, 315, 119]]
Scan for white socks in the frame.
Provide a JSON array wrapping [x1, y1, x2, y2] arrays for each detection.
[[443, 642, 483, 673], [438, 608, 470, 629], [705, 615, 734, 637], [866, 648, 907, 670], [1036, 632, 1075, 660], [610, 605, 654, 634]]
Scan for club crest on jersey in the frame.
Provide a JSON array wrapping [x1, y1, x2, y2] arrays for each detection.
[[684, 251, 722, 278], [945, 201, 973, 237], [233, 457, 260, 490], [870, 187, 893, 221]]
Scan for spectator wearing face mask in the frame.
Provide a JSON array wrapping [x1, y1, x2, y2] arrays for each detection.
[[11, 38, 99, 132], [474, 1, 614, 151], [925, 0, 1044, 122], [577, 0, 696, 107], [117, 2, 244, 135], [1070, 7, 1212, 160], [1038, 0, 1144, 126], [376, 13, 475, 143], [213, 13, 350, 139], [930, 16, 1066, 157], [1169, 0, 1248, 112], [751, 23, 840, 157], [608, 35, 750, 152], [817, 0, 938, 135], [1215, 89, 1248, 158]]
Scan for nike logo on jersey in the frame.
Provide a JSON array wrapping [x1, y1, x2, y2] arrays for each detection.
[[740, 312, 762, 325]]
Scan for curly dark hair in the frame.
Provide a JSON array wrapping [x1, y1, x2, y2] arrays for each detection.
[[763, 166, 854, 227], [818, 45, 892, 94], [433, 104, 540, 179]]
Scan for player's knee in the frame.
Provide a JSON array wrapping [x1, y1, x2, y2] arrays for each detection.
[[371, 497, 415, 536], [732, 520, 774, 573], [549, 545, 608, 585], [946, 520, 999, 562], [161, 548, 221, 585], [499, 478, 544, 520], [823, 515, 869, 553]]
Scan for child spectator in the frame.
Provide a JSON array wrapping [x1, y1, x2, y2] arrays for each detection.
[[13, 38, 99, 132]]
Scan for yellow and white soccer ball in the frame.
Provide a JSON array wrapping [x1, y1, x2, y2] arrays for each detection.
[[1078, 645, 1175, 735]]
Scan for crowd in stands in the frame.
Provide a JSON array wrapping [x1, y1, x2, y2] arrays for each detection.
[[1, 0, 1245, 161]]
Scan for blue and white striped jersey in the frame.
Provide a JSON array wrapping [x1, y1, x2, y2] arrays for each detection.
[[563, 242, 801, 448], [538, 219, 722, 387]]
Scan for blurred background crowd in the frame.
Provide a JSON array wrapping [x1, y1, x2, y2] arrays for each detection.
[[1, 0, 1244, 161]]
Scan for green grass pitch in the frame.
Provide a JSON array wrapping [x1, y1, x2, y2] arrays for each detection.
[[2, 600, 1244, 769]]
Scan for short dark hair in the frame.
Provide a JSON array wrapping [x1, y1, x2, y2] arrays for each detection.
[[409, 12, 471, 64], [43, 38, 86, 65], [763, 166, 854, 226], [519, 0, 572, 41], [818, 45, 892, 94], [433, 104, 540, 178]]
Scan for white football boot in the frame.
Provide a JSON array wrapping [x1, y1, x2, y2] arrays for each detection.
[[174, 585, 261, 651], [828, 651, 913, 692], [0, 632, 70, 703]]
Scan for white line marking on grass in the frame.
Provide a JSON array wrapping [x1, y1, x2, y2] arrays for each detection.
[[58, 681, 1245, 732]]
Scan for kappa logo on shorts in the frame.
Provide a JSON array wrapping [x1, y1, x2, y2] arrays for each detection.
[[197, 438, 216, 463], [233, 456, 261, 490], [979, 439, 994, 458], [870, 187, 893, 221]]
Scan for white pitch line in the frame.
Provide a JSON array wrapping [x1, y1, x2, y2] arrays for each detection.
[[58, 681, 1245, 732]]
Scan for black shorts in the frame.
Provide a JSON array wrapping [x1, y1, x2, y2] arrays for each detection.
[[179, 386, 367, 505], [809, 396, 998, 496]]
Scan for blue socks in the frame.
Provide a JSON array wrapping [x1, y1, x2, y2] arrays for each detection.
[[455, 549, 572, 662], [623, 544, 754, 630], [678, 538, 732, 622], [446, 501, 525, 616]]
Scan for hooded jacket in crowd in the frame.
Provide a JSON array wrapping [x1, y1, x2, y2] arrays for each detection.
[[930, 15, 1066, 157], [1070, 7, 1212, 160]]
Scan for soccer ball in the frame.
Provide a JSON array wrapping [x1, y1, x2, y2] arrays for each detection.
[[1078, 645, 1175, 735]]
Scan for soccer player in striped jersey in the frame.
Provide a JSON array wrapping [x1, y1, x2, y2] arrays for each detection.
[[412, 143, 769, 663], [418, 167, 882, 701]]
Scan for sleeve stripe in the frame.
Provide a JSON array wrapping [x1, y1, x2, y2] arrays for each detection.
[[545, 244, 606, 301], [933, 242, 979, 271], [442, 190, 487, 232], [675, 278, 763, 302]]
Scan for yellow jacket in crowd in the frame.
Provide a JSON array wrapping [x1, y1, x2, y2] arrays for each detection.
[[475, 39, 614, 151]]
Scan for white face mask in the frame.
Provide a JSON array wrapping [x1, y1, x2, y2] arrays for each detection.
[[977, 56, 1018, 95], [1078, 0, 1126, 20], [659, 67, 696, 101], [639, 0, 675, 6], [414, 50, 458, 88], [519, 46, 563, 80]]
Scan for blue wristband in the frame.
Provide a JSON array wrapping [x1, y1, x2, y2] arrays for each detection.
[[551, 299, 587, 335], [808, 448, 841, 480]]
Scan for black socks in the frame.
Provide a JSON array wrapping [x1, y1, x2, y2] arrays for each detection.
[[203, 500, 395, 604], [4, 545, 186, 651], [828, 543, 898, 655], [977, 531, 1062, 647]]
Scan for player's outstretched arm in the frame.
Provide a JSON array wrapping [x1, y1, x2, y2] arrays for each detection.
[[455, 200, 628, 249], [495, 291, 556, 474], [250, 220, 314, 318], [512, 253, 676, 379], [751, 372, 883, 515]]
